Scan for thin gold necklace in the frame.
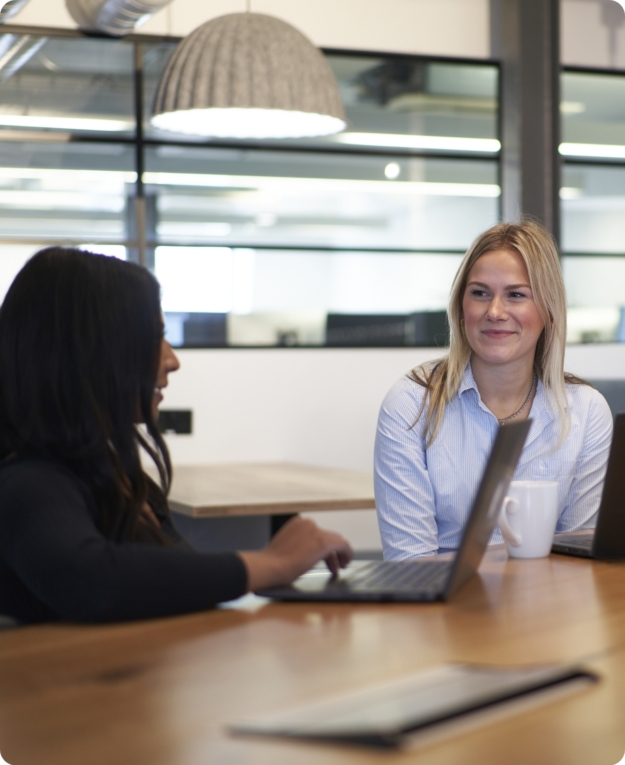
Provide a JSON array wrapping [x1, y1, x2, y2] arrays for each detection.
[[498, 372, 537, 426]]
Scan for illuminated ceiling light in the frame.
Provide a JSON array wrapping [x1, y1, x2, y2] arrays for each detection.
[[151, 13, 346, 139], [334, 132, 501, 153], [560, 101, 586, 115], [559, 187, 582, 200], [255, 212, 277, 227], [66, 0, 173, 36], [143, 172, 500, 197], [0, 114, 133, 131], [384, 162, 401, 180], [0, 167, 137, 185], [560, 142, 625, 159]]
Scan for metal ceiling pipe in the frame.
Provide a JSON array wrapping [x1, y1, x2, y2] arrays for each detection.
[[66, 0, 173, 36], [0, 0, 33, 24]]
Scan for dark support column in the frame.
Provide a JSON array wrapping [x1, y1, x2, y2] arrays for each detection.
[[491, 0, 561, 244], [125, 193, 157, 270]]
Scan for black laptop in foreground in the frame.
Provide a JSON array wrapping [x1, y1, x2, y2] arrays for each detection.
[[258, 419, 530, 603], [552, 412, 625, 560]]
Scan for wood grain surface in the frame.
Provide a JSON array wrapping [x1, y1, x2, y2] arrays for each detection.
[[1, 548, 625, 765], [165, 462, 376, 517]]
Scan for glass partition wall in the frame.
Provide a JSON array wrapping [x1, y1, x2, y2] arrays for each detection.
[[0, 29, 501, 347], [561, 70, 625, 344]]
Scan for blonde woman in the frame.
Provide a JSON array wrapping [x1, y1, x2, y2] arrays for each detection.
[[374, 221, 613, 559]]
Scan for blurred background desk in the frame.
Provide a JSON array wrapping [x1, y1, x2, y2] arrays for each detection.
[[2, 548, 625, 765], [166, 462, 376, 553]]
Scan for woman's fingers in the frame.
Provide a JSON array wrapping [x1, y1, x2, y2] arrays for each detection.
[[325, 550, 340, 578], [240, 517, 353, 591]]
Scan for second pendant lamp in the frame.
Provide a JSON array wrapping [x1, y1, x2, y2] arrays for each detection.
[[151, 12, 347, 140]]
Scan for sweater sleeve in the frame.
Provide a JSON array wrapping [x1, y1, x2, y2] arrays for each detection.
[[0, 460, 248, 623]]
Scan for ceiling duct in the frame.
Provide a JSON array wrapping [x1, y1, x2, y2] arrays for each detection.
[[0, 0, 33, 24], [66, 0, 173, 36]]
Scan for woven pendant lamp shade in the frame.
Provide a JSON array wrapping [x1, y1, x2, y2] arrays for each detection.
[[151, 13, 347, 139]]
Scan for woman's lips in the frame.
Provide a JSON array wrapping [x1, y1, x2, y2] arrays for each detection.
[[481, 330, 515, 338]]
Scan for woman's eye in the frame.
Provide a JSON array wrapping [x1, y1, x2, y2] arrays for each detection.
[[470, 289, 488, 298], [509, 291, 526, 299]]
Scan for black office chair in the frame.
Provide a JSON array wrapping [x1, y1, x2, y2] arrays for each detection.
[[586, 379, 625, 417]]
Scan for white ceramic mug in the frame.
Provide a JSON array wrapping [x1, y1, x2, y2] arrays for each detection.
[[498, 480, 559, 559]]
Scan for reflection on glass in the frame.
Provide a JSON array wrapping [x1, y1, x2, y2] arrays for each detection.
[[143, 41, 177, 139], [562, 164, 625, 255], [564, 257, 625, 344], [145, 146, 499, 251], [0, 142, 135, 241], [561, 71, 625, 158], [0, 35, 135, 136], [327, 57, 498, 149]]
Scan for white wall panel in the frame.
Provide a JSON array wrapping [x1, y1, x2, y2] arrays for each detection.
[[12, 0, 490, 58]]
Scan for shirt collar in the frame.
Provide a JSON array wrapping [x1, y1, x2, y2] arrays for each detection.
[[459, 362, 555, 439], [458, 363, 479, 397]]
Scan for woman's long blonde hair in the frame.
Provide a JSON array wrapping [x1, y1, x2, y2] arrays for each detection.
[[411, 220, 574, 445]]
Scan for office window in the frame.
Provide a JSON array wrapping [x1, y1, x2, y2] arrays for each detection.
[[143, 48, 500, 346], [0, 35, 135, 137], [561, 70, 625, 343], [0, 31, 500, 345]]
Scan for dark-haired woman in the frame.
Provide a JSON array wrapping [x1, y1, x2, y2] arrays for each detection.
[[0, 247, 351, 624]]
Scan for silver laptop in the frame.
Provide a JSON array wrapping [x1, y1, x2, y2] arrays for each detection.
[[552, 412, 625, 560], [258, 419, 530, 603]]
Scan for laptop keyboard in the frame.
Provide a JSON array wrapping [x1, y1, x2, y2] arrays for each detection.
[[553, 534, 592, 550], [346, 560, 450, 592]]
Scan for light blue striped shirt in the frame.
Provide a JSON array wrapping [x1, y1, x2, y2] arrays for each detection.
[[374, 363, 614, 560]]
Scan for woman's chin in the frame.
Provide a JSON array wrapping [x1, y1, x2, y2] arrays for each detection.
[[151, 396, 162, 423]]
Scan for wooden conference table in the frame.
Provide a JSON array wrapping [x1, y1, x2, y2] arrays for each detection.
[[2, 547, 625, 765], [164, 462, 376, 551], [166, 462, 376, 518]]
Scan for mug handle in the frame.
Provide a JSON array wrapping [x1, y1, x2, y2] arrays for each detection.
[[498, 496, 522, 548]]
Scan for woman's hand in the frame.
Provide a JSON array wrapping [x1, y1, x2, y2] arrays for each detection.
[[238, 516, 353, 592]]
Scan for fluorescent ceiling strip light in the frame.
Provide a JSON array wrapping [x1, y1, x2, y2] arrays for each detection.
[[0, 115, 134, 132], [332, 132, 501, 153], [560, 142, 625, 159], [143, 172, 500, 197], [559, 187, 582, 200], [0, 168, 137, 184], [0, 190, 124, 210]]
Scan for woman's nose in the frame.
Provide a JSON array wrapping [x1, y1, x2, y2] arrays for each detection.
[[163, 340, 181, 373], [486, 296, 508, 320]]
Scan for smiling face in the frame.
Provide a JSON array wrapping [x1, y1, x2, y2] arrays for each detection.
[[461, 248, 545, 370], [152, 338, 180, 421]]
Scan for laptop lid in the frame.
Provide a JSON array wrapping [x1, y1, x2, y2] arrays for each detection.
[[591, 412, 625, 559], [442, 419, 531, 598]]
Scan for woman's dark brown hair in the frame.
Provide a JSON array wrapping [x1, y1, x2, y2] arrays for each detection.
[[0, 247, 171, 542]]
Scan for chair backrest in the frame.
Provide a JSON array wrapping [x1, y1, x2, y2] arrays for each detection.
[[586, 379, 625, 417]]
